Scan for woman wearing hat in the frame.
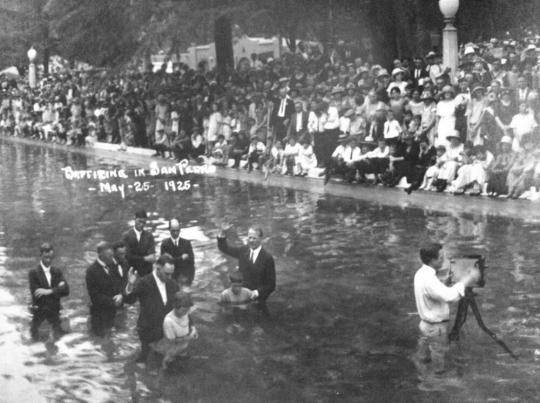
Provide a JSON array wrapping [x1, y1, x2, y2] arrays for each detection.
[[387, 68, 408, 96], [434, 131, 464, 192], [467, 85, 487, 146], [435, 85, 457, 147]]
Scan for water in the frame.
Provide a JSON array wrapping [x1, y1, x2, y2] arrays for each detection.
[[1, 139, 540, 402]]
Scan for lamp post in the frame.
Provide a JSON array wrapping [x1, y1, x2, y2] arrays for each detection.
[[27, 47, 37, 89], [439, 0, 459, 82]]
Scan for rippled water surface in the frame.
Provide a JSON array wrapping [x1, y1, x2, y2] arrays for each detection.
[[1, 139, 540, 402]]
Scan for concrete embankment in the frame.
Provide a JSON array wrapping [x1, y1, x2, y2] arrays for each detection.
[[2, 135, 540, 223]]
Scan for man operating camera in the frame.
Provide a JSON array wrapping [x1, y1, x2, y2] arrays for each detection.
[[413, 242, 480, 374]]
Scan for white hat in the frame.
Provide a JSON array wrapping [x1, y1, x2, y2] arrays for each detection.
[[464, 46, 476, 56], [501, 136, 512, 144], [391, 67, 405, 77], [526, 44, 537, 51]]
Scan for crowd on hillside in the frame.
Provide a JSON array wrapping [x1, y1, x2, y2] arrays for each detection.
[[3, 32, 540, 199]]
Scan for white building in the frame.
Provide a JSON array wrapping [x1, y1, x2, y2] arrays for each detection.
[[178, 35, 281, 70]]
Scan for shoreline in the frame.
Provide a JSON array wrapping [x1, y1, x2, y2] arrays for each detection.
[[2, 134, 540, 223]]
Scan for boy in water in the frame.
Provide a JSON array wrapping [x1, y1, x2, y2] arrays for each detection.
[[220, 271, 257, 307]]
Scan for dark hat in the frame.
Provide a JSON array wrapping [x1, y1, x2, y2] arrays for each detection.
[[173, 291, 193, 309], [135, 209, 148, 219]]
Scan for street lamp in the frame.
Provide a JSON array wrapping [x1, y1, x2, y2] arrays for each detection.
[[439, 0, 459, 82], [27, 47, 37, 88]]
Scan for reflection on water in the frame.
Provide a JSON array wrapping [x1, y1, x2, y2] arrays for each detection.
[[1, 139, 540, 402]]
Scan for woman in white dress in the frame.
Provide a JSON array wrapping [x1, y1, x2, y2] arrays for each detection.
[[435, 85, 457, 147], [207, 102, 222, 147], [296, 136, 318, 176]]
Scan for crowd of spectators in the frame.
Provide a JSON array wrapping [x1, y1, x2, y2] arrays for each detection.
[[3, 32, 540, 200]]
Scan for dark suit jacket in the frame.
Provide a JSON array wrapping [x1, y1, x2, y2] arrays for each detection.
[[111, 257, 129, 290], [287, 111, 309, 138], [217, 237, 276, 301], [124, 273, 179, 341], [409, 66, 429, 87], [86, 260, 122, 312], [122, 228, 155, 276], [29, 264, 70, 313], [160, 237, 195, 283], [271, 97, 295, 126]]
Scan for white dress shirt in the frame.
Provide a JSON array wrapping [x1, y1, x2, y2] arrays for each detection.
[[278, 97, 289, 117], [249, 245, 262, 264], [366, 146, 389, 159], [133, 228, 142, 243], [97, 257, 110, 275], [152, 271, 168, 305], [40, 261, 51, 287], [112, 258, 123, 278], [295, 112, 303, 132], [414, 264, 465, 323], [324, 106, 340, 130]]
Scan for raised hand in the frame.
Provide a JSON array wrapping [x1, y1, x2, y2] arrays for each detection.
[[127, 267, 138, 286], [113, 294, 123, 307]]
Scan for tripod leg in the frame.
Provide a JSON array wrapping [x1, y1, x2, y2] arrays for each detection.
[[449, 298, 469, 341], [469, 297, 518, 360]]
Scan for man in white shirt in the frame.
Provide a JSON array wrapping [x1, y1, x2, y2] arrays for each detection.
[[414, 242, 479, 374], [355, 139, 390, 182]]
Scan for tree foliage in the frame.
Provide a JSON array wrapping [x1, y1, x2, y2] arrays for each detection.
[[1, 0, 540, 69]]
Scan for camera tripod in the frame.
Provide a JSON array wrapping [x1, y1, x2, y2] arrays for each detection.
[[449, 288, 518, 360]]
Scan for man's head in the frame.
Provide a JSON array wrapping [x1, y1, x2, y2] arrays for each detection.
[[155, 253, 175, 282], [169, 218, 181, 239], [247, 226, 263, 250], [420, 242, 444, 270], [134, 209, 147, 231], [97, 241, 114, 261], [40, 242, 54, 266]]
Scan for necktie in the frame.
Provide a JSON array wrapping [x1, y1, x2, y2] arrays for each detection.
[[279, 98, 286, 117]]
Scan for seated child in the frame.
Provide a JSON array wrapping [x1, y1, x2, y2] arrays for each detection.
[[212, 134, 229, 165], [151, 291, 198, 370], [220, 271, 256, 307]]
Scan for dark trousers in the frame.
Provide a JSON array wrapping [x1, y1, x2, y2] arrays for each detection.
[[31, 308, 62, 340], [327, 158, 356, 181], [314, 130, 339, 168], [90, 308, 116, 337], [173, 145, 189, 161], [355, 158, 389, 175], [138, 326, 162, 361], [247, 151, 263, 171], [487, 171, 509, 194]]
